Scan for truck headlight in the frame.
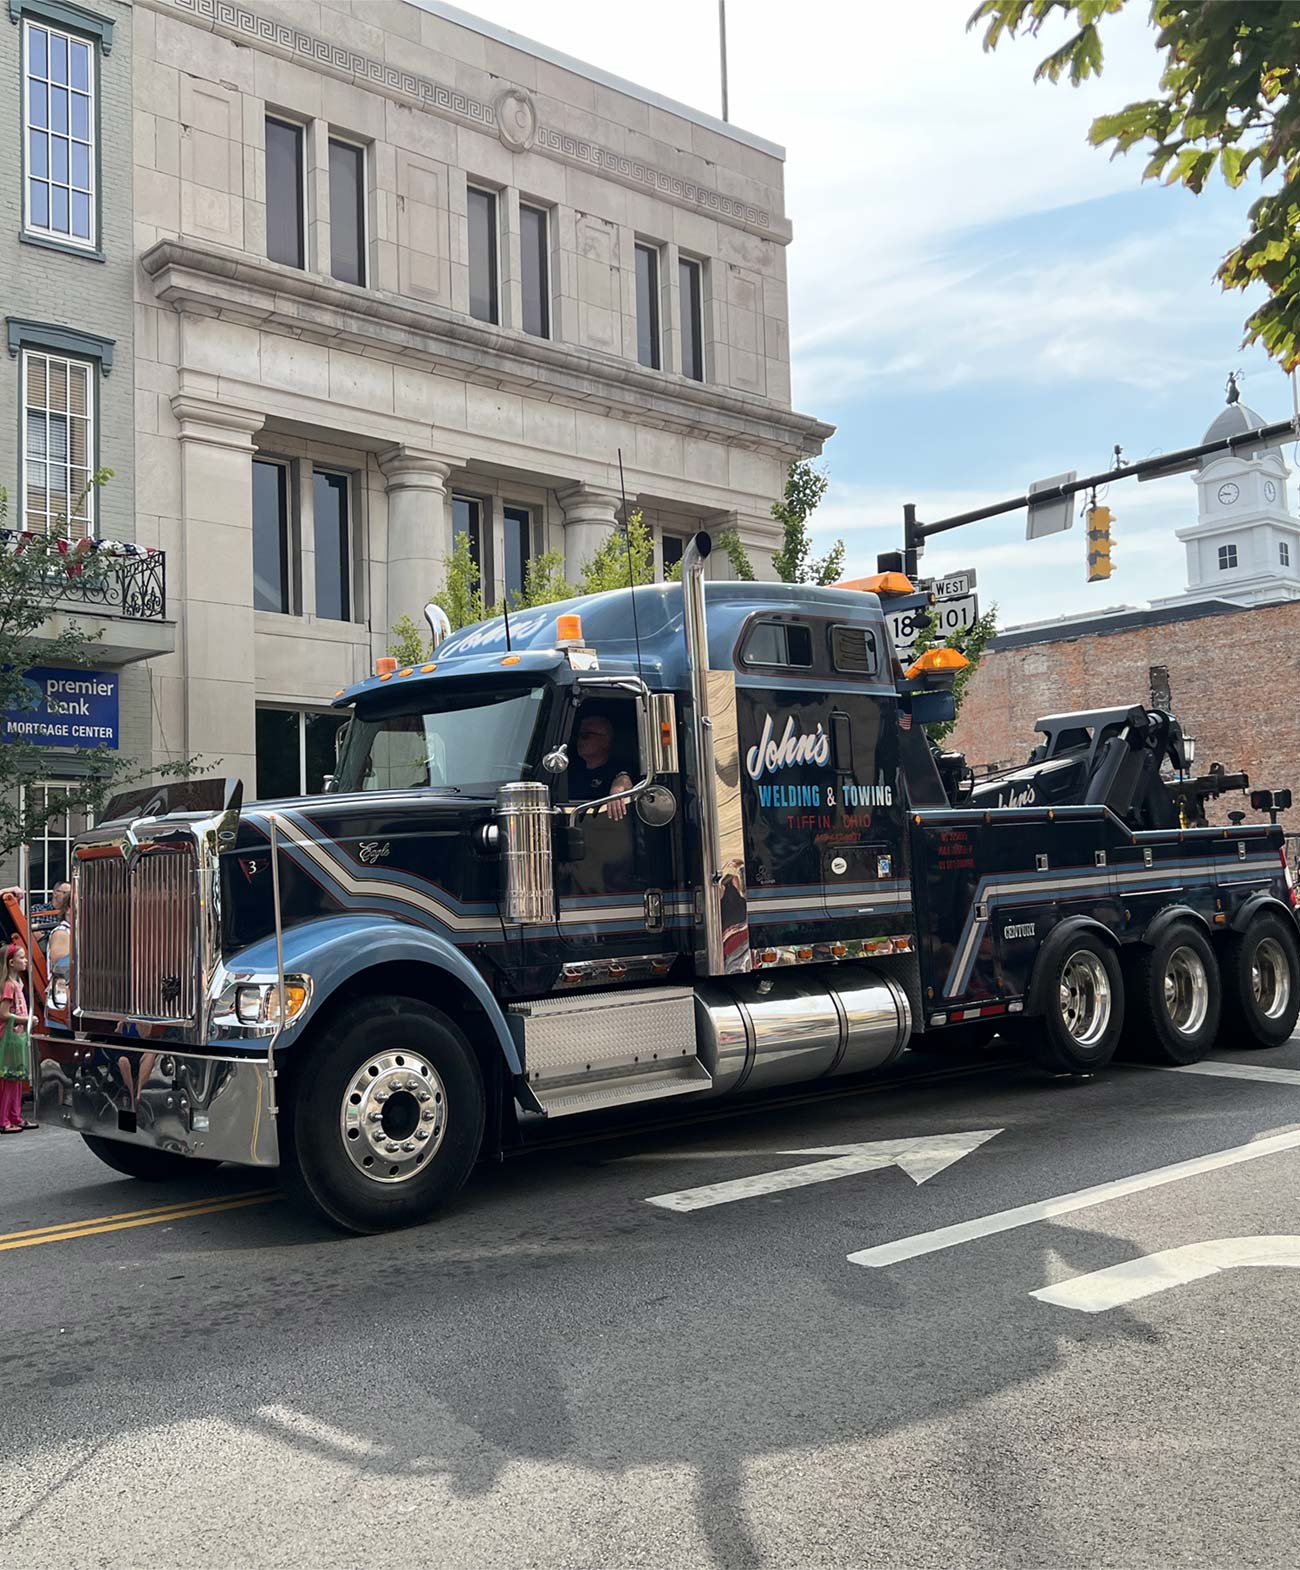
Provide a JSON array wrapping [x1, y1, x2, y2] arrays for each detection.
[[235, 985, 264, 1024], [234, 979, 311, 1026]]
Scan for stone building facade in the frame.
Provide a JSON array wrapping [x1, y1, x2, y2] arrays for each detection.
[[1, 0, 172, 898], [132, 0, 830, 795]]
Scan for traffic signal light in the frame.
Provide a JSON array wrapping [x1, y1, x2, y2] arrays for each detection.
[[1086, 505, 1113, 582]]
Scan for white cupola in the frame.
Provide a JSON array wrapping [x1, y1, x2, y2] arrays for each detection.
[[1160, 377, 1300, 608]]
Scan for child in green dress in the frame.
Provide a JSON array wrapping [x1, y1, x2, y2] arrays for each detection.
[[0, 940, 34, 1132]]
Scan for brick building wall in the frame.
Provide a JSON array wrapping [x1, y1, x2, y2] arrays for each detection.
[[949, 599, 1300, 831]]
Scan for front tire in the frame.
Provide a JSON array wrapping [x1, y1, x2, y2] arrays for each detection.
[[1220, 911, 1300, 1049], [1028, 931, 1123, 1076], [1121, 923, 1221, 1065], [81, 1134, 219, 1182], [285, 996, 485, 1234]]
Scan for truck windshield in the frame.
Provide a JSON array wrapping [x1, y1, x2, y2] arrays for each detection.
[[333, 685, 546, 794]]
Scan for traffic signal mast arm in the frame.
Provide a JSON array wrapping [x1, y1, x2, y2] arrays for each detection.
[[898, 415, 1300, 574]]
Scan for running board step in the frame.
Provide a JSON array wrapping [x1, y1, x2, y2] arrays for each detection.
[[528, 1059, 713, 1119], [509, 984, 710, 1119]]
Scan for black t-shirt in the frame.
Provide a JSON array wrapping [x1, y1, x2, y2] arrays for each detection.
[[568, 755, 633, 801]]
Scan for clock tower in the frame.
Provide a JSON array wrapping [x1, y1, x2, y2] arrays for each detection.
[[1158, 380, 1300, 608]]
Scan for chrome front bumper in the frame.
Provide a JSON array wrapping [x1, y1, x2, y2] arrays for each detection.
[[32, 1033, 280, 1167]]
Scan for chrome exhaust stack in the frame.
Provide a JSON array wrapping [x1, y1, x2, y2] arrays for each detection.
[[681, 532, 751, 975], [495, 781, 555, 924]]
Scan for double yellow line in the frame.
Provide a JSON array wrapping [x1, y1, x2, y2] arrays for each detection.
[[0, 1188, 278, 1252]]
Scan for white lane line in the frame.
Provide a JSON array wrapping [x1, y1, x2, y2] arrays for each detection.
[[648, 1130, 1001, 1212], [1033, 1235, 1300, 1314], [1168, 1061, 1300, 1087], [846, 1126, 1300, 1270]]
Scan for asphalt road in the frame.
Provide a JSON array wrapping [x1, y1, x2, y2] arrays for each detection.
[[4, 1035, 1300, 1570]]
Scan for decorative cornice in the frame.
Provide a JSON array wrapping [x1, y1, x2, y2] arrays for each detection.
[[147, 0, 786, 242], [170, 391, 266, 448], [142, 239, 834, 461], [9, 0, 114, 52]]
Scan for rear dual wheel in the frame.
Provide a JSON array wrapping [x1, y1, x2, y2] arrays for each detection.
[[1121, 923, 1221, 1066], [1029, 932, 1124, 1076], [1220, 911, 1300, 1049]]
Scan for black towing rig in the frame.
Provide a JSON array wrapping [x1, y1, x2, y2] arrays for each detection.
[[28, 536, 1300, 1232]]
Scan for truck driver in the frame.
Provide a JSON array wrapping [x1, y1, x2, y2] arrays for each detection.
[[568, 709, 634, 822]]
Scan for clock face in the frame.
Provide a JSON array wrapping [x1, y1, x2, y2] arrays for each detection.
[[1265, 480, 1278, 504], [1217, 482, 1240, 506]]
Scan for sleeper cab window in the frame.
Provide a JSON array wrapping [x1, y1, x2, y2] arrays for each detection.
[[741, 620, 814, 669], [830, 624, 878, 676]]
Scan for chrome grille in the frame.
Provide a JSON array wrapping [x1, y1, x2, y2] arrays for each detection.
[[76, 846, 198, 1022]]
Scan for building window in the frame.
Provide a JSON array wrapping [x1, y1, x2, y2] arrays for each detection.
[[467, 186, 499, 325], [22, 349, 94, 537], [520, 203, 549, 339], [328, 138, 366, 286], [503, 504, 534, 604], [252, 458, 291, 613], [635, 244, 661, 370], [22, 781, 93, 904], [453, 494, 483, 572], [265, 116, 305, 269], [1281, 541, 1291, 568], [661, 533, 686, 577], [255, 707, 347, 800], [679, 258, 703, 381], [1218, 543, 1238, 571], [313, 469, 352, 621], [23, 20, 95, 248]]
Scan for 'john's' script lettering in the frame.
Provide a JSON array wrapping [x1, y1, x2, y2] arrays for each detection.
[[746, 714, 831, 780]]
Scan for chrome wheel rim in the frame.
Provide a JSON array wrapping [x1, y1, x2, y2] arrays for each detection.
[[340, 1049, 446, 1184], [1252, 938, 1292, 1022], [1163, 946, 1209, 1036], [1059, 951, 1111, 1047]]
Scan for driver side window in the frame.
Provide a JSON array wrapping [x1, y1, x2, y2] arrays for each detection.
[[565, 700, 639, 803]]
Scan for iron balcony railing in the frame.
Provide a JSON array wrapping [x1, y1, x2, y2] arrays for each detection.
[[51, 550, 167, 622]]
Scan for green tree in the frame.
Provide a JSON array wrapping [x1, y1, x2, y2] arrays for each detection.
[[431, 530, 485, 632], [578, 508, 657, 596], [0, 475, 200, 860], [513, 547, 574, 609], [772, 458, 844, 585], [907, 604, 1000, 744], [388, 613, 431, 664], [970, 1, 1300, 368], [718, 460, 843, 585]]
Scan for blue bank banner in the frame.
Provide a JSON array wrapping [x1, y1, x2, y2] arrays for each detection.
[[2, 666, 119, 749]]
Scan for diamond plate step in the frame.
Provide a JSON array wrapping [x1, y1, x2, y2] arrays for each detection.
[[526, 1059, 713, 1119]]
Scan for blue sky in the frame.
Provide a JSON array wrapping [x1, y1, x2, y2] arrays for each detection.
[[445, 0, 1289, 626]]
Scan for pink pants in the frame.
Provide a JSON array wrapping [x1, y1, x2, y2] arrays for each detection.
[[0, 1078, 22, 1127]]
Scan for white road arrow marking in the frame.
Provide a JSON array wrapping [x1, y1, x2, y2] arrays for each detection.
[[645, 1129, 1002, 1213], [1033, 1235, 1300, 1314], [1168, 1061, 1300, 1087], [847, 1126, 1300, 1270]]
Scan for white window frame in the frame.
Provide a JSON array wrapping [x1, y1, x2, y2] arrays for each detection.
[[1218, 543, 1238, 571], [678, 255, 705, 381], [635, 241, 663, 371], [255, 705, 346, 797], [21, 347, 96, 537], [1281, 541, 1291, 568], [22, 18, 97, 251], [327, 133, 368, 288], [20, 780, 93, 906]]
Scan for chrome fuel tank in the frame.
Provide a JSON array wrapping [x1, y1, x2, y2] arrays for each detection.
[[694, 964, 911, 1097]]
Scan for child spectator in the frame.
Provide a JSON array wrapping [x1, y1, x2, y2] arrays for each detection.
[[0, 940, 36, 1132]]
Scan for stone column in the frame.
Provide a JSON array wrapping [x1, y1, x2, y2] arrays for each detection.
[[378, 447, 453, 639], [170, 394, 266, 792], [558, 483, 621, 582]]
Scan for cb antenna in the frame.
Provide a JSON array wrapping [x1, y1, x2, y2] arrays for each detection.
[[617, 448, 645, 682]]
